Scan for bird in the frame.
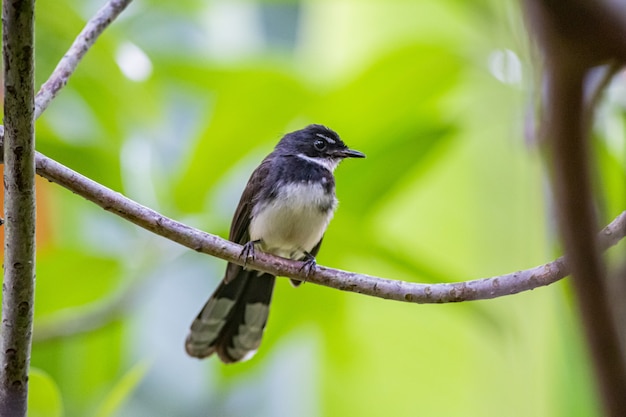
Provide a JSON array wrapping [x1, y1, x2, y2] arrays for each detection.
[[185, 124, 365, 363]]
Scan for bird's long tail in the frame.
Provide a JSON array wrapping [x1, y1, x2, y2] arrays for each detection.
[[185, 268, 276, 363]]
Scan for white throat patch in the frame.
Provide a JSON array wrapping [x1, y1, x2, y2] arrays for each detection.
[[297, 153, 340, 172]]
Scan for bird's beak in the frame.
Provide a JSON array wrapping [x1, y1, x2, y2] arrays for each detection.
[[335, 148, 366, 159]]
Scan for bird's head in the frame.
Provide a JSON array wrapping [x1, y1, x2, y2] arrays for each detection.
[[276, 125, 365, 167]]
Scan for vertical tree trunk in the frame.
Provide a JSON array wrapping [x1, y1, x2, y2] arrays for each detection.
[[1, 0, 36, 415]]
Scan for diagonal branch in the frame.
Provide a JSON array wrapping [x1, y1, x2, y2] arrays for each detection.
[[34, 0, 134, 119], [0, 1, 133, 414], [33, 150, 626, 303], [1, 0, 36, 415]]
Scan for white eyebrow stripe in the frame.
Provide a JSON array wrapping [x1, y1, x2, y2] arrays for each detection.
[[315, 133, 336, 144]]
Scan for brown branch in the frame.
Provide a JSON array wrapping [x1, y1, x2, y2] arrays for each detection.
[[524, 0, 626, 68], [548, 62, 626, 417], [524, 0, 626, 414], [32, 151, 626, 303], [1, 0, 36, 415]]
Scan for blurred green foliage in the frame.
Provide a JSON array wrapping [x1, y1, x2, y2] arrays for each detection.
[[12, 0, 626, 415]]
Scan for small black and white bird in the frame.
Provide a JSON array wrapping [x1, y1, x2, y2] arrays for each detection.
[[185, 124, 364, 363]]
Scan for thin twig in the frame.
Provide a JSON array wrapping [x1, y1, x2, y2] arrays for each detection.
[[583, 61, 622, 131], [1, 0, 36, 415], [33, 150, 626, 303], [0, 0, 134, 165], [34, 0, 134, 119], [0, 1, 134, 414]]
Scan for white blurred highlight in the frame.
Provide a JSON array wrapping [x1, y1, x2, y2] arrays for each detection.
[[115, 41, 153, 82], [488, 49, 522, 85], [202, 0, 264, 60]]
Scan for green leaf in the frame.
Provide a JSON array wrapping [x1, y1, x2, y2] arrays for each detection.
[[93, 359, 152, 417], [35, 249, 121, 318], [28, 368, 63, 417], [169, 66, 313, 211]]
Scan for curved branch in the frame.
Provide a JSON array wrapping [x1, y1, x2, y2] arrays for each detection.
[[0, 0, 624, 306], [2, 0, 626, 309], [33, 150, 626, 303]]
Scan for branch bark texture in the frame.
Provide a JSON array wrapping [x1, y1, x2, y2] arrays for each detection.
[[33, 151, 626, 303], [21, 0, 626, 308], [1, 0, 36, 415], [0, 0, 622, 335], [0, 0, 621, 311]]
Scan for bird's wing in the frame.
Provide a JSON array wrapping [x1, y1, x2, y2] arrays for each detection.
[[223, 158, 272, 283], [229, 157, 272, 244]]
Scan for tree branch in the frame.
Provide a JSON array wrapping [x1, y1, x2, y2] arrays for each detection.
[[2, 1, 626, 410], [546, 63, 626, 412], [0, 0, 623, 308], [583, 61, 622, 132], [1, 0, 36, 415], [34, 0, 134, 119], [8, 0, 624, 308], [32, 150, 626, 303]]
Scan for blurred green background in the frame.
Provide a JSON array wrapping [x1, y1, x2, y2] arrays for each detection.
[[11, 0, 626, 415]]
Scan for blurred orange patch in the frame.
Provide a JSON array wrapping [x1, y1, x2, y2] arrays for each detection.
[[0, 166, 53, 254]]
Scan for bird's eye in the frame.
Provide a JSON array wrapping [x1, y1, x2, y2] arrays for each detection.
[[313, 139, 326, 151]]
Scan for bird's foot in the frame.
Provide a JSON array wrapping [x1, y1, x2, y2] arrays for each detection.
[[298, 251, 317, 279], [240, 240, 261, 268]]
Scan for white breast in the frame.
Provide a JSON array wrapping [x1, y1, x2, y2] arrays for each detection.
[[249, 182, 337, 259]]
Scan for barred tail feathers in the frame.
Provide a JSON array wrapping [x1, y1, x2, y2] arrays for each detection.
[[185, 270, 276, 363]]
